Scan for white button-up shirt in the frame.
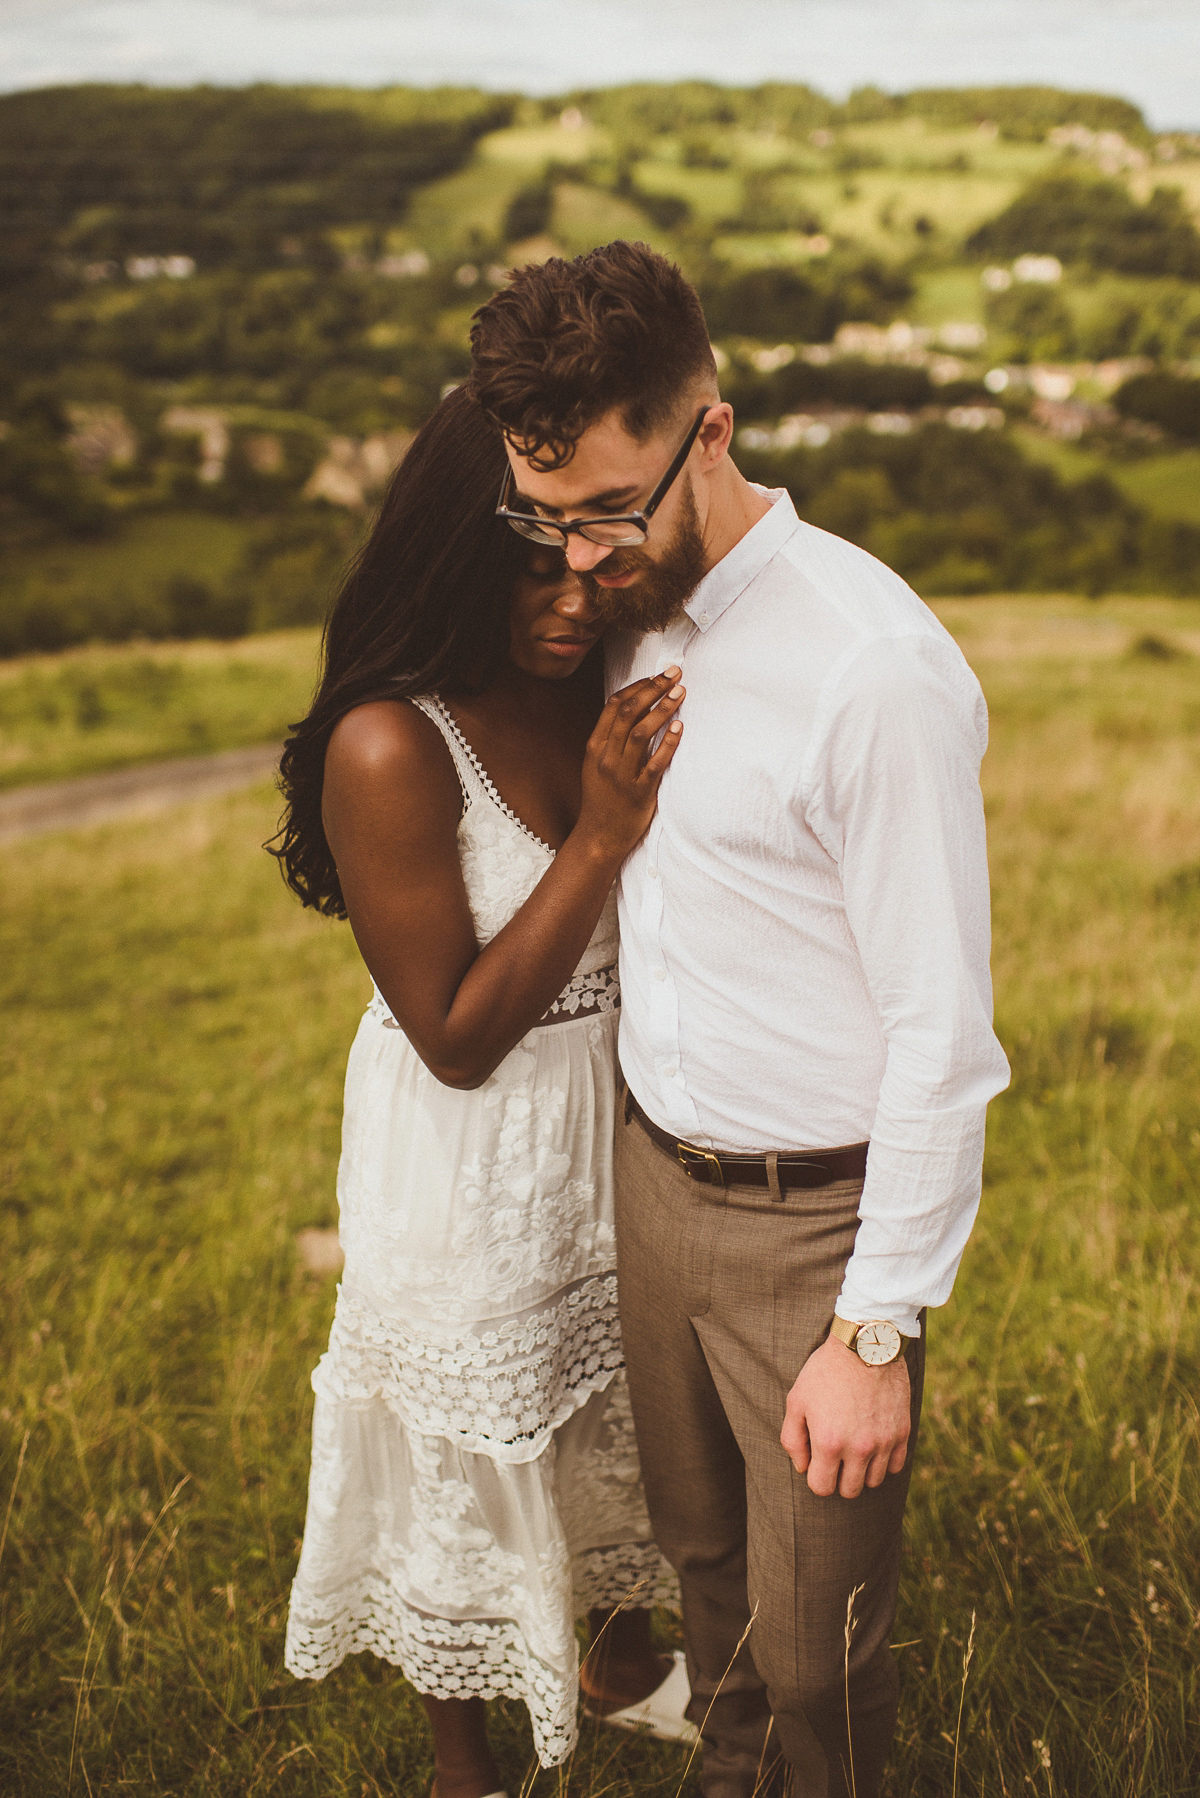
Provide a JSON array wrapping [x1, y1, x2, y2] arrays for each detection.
[[607, 489, 1010, 1337]]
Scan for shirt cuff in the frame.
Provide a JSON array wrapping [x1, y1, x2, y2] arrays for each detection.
[[834, 1287, 923, 1339]]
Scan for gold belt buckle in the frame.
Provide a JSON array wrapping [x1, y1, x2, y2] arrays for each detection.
[[677, 1143, 725, 1187]]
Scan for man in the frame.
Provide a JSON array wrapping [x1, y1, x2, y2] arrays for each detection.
[[469, 241, 1009, 1798]]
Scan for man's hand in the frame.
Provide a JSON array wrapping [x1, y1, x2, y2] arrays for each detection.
[[780, 1335, 911, 1499]]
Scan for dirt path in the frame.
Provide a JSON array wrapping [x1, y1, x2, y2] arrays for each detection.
[[0, 743, 282, 846]]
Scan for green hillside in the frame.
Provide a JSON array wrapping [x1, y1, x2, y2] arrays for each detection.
[[2, 80, 1199, 652]]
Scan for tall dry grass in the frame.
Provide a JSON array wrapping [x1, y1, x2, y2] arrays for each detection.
[[1, 597, 1198, 1794]]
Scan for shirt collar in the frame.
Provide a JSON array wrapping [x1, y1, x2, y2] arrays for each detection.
[[684, 487, 800, 632]]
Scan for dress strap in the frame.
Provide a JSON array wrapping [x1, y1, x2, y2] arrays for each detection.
[[410, 694, 486, 812], [415, 696, 555, 858]]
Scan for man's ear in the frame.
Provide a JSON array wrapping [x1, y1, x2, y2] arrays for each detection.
[[698, 402, 734, 468]]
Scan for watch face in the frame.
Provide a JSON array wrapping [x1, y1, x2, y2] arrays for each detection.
[[856, 1321, 902, 1366]]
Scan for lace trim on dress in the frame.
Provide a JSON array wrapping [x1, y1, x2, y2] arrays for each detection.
[[366, 992, 404, 1028], [285, 1550, 677, 1765], [366, 963, 619, 1034], [537, 963, 620, 1027], [313, 1274, 625, 1463], [573, 1541, 681, 1612], [285, 1539, 675, 1766], [286, 1575, 579, 1763], [429, 696, 556, 858], [411, 693, 475, 811]]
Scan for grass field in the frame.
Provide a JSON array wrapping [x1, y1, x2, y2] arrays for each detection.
[[0, 512, 263, 662], [0, 629, 321, 790], [2, 599, 1199, 1795], [1011, 432, 1200, 529], [1, 513, 253, 610], [1108, 452, 1200, 529], [617, 114, 1057, 259]]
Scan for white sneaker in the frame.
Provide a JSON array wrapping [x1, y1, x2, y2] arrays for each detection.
[[590, 1650, 698, 1743]]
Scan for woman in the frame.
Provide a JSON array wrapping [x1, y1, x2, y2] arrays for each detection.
[[272, 387, 685, 1798]]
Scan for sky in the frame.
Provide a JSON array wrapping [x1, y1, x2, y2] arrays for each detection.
[[0, 0, 1197, 129]]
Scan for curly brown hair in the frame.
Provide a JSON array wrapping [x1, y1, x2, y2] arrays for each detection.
[[468, 239, 718, 470]]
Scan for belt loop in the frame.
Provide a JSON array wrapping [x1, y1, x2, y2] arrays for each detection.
[[766, 1151, 783, 1203], [623, 1081, 633, 1127]]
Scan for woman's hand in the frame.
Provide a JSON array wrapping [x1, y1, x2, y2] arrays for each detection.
[[323, 674, 684, 1090], [577, 667, 685, 861]]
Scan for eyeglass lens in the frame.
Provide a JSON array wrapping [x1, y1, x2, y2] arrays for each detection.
[[508, 512, 648, 547]]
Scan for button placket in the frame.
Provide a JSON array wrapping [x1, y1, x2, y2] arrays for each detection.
[[640, 816, 687, 1119]]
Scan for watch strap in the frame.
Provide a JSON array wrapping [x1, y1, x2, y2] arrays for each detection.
[[829, 1314, 861, 1352]]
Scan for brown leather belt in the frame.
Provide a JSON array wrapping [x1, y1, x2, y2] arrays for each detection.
[[625, 1090, 869, 1194]]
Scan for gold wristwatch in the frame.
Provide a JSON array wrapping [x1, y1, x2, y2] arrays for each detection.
[[830, 1314, 904, 1366]]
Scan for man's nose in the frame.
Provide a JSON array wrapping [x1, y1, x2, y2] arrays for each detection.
[[555, 579, 602, 625], [565, 535, 614, 573]]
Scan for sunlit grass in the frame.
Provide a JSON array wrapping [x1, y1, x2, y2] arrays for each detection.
[[480, 123, 609, 167], [787, 169, 1021, 254], [898, 602, 1200, 1794], [0, 628, 320, 790], [1111, 451, 1200, 529], [835, 118, 1058, 185], [553, 185, 666, 259], [909, 265, 989, 327], [628, 159, 743, 226], [1, 600, 1198, 1793], [1012, 431, 1200, 530], [405, 156, 537, 254]]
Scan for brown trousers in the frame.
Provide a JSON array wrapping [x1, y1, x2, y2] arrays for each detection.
[[614, 1104, 924, 1798]]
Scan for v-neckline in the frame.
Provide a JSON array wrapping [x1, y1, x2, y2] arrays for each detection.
[[432, 697, 557, 858]]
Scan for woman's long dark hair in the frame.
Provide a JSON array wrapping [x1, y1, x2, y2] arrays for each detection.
[[269, 386, 527, 916]]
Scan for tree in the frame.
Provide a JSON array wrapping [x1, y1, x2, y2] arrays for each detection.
[[0, 422, 109, 536], [503, 182, 554, 243], [736, 423, 1200, 596], [904, 85, 1146, 142], [967, 176, 1200, 278], [984, 285, 1077, 362], [1113, 372, 1200, 442], [701, 259, 911, 342], [0, 84, 515, 285]]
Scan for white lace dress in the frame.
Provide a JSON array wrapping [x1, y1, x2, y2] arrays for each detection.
[[284, 695, 673, 1765]]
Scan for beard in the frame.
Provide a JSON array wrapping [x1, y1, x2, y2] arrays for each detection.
[[578, 479, 709, 633]]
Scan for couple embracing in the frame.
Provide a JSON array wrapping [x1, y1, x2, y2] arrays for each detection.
[[274, 242, 1009, 1798]]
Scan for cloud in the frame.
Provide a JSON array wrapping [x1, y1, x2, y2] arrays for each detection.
[[0, 0, 1196, 127]]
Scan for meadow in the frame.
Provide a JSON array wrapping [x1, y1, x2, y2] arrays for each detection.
[[2, 597, 1199, 1795], [0, 627, 320, 790], [1012, 436, 1200, 530], [0, 515, 251, 616]]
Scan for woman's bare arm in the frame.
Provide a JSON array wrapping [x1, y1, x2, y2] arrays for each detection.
[[323, 675, 683, 1087]]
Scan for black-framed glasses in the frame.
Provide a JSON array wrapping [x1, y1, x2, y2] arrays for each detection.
[[496, 405, 711, 548]]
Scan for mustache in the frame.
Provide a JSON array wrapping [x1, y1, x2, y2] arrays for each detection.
[[582, 547, 650, 580], [578, 548, 653, 606]]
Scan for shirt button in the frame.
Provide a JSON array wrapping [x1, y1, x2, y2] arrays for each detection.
[[699, 612, 709, 624], [648, 866, 659, 880], [653, 968, 667, 982]]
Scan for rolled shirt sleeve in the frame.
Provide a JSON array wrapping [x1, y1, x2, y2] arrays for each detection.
[[803, 633, 1011, 1337]]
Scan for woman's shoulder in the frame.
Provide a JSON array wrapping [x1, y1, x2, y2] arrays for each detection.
[[325, 698, 461, 810], [328, 696, 443, 769]]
